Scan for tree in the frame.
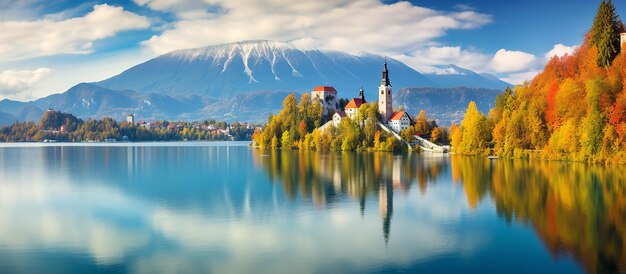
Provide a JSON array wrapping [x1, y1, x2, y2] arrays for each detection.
[[591, 0, 621, 67], [431, 127, 441, 143], [281, 130, 292, 149], [280, 93, 298, 130], [449, 124, 461, 150], [414, 110, 429, 136], [457, 101, 492, 155], [400, 125, 416, 142], [271, 136, 279, 149]]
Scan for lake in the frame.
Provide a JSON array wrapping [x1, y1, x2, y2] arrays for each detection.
[[0, 142, 623, 274]]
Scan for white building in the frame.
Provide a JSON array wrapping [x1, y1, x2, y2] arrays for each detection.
[[333, 111, 346, 127], [621, 32, 626, 52], [388, 111, 411, 133], [127, 114, 135, 125], [311, 86, 339, 116], [344, 87, 366, 120], [345, 98, 365, 119]]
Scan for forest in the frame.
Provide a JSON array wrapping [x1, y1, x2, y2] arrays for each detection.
[[0, 110, 256, 142], [452, 0, 626, 164]]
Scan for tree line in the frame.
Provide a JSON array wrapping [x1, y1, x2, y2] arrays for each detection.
[[0, 111, 256, 142]]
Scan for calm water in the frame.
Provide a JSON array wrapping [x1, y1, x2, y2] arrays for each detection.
[[0, 142, 623, 274]]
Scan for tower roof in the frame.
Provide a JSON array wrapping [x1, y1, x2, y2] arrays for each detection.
[[312, 86, 337, 92], [359, 86, 365, 101], [381, 58, 391, 86]]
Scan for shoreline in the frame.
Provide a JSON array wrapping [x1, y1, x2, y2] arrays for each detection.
[[0, 140, 251, 148]]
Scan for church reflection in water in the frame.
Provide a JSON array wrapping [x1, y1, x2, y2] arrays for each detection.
[[253, 149, 450, 244], [253, 149, 626, 274]]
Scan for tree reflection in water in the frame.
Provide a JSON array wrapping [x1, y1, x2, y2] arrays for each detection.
[[451, 156, 625, 274], [254, 150, 625, 274]]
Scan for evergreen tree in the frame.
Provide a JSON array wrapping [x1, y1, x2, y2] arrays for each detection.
[[591, 0, 621, 67]]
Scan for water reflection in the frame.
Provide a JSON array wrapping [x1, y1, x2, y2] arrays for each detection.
[[0, 144, 622, 273], [254, 150, 625, 274], [450, 156, 626, 274], [252, 150, 450, 244]]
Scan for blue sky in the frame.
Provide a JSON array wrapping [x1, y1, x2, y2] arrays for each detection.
[[0, 0, 623, 100]]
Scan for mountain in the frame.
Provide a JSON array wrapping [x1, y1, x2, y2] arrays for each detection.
[[422, 65, 511, 91], [15, 106, 43, 122], [0, 40, 512, 124], [0, 100, 41, 124], [98, 40, 435, 99], [35, 83, 205, 120], [0, 111, 17, 127], [394, 87, 501, 125]]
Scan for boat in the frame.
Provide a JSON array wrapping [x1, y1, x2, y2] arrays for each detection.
[[487, 156, 499, 160]]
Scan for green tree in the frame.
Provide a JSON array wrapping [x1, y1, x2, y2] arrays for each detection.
[[591, 0, 621, 68], [281, 130, 292, 149]]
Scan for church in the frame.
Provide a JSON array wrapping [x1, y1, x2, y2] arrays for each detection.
[[317, 60, 411, 133]]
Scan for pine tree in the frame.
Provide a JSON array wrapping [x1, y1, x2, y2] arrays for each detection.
[[591, 0, 621, 68]]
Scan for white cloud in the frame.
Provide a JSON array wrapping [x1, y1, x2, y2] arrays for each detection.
[[0, 4, 150, 60], [501, 70, 542, 85], [0, 68, 51, 96], [394, 46, 491, 73], [545, 43, 578, 59], [136, 0, 492, 55], [488, 49, 537, 73]]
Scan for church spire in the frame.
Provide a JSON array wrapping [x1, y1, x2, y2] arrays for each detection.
[[381, 57, 391, 86], [359, 86, 365, 101]]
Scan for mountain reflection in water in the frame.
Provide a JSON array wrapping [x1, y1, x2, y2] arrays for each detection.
[[0, 144, 622, 274]]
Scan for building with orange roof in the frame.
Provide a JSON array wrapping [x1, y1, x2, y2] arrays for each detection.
[[345, 87, 366, 119], [388, 110, 411, 133]]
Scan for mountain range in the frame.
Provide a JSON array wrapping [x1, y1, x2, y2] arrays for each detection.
[[0, 40, 511, 126]]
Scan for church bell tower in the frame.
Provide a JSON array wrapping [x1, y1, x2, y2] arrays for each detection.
[[378, 59, 393, 122]]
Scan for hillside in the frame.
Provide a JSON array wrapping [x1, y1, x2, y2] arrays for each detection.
[[452, 0, 626, 164], [394, 87, 500, 125], [0, 111, 17, 127]]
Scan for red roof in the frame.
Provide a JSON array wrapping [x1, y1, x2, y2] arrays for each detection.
[[312, 86, 337, 92], [389, 111, 409, 121], [334, 111, 346, 117], [345, 98, 365, 109]]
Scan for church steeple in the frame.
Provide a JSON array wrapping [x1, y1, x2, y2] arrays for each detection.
[[378, 59, 393, 123], [381, 58, 391, 87], [359, 86, 365, 101]]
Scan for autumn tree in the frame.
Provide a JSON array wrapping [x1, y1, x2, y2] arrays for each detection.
[[456, 101, 492, 155], [430, 127, 441, 143], [414, 110, 429, 136]]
